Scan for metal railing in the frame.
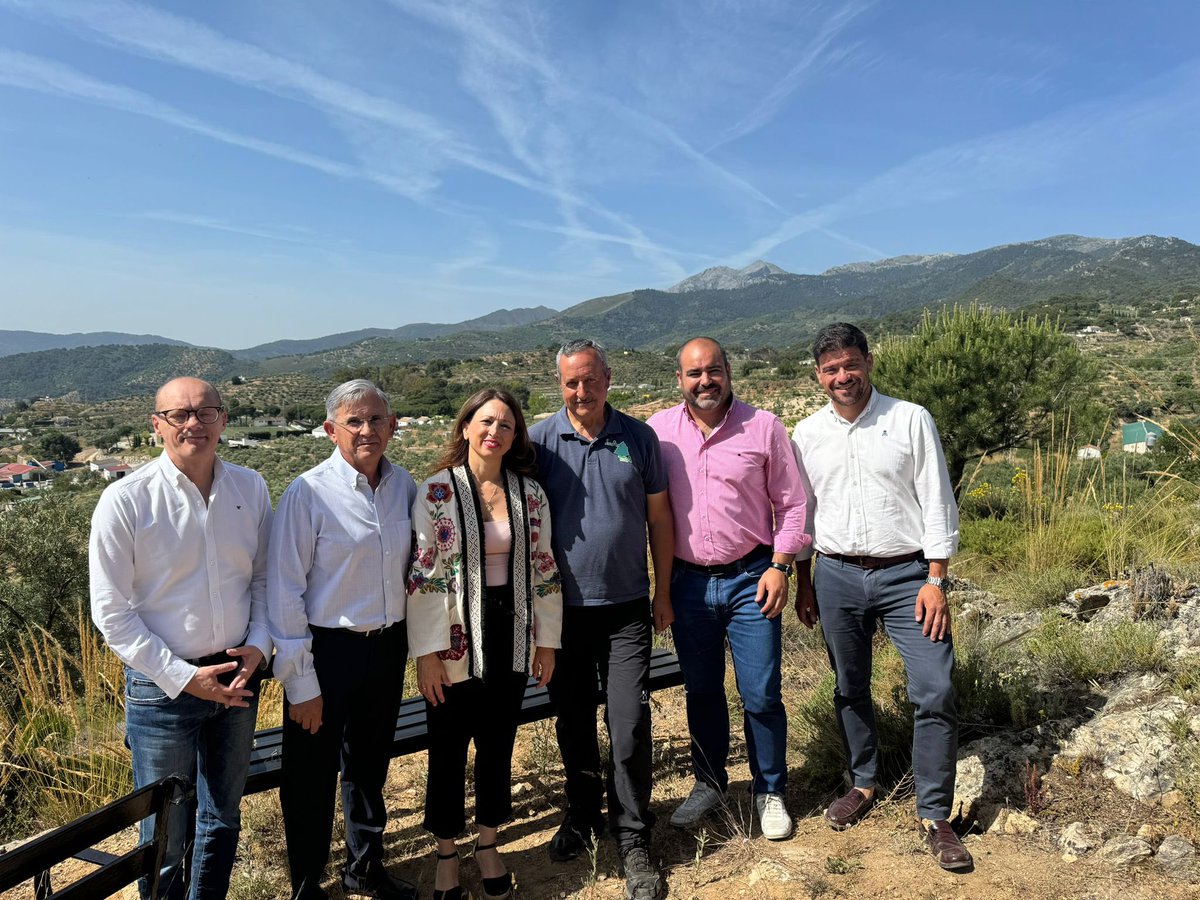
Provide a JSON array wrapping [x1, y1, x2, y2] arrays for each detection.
[[0, 774, 191, 899]]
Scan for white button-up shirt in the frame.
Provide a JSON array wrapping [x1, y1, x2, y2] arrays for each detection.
[[89, 454, 273, 698], [268, 450, 416, 704], [791, 389, 958, 561]]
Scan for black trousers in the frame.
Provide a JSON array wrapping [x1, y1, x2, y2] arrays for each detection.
[[280, 623, 407, 893], [424, 585, 528, 839], [547, 599, 654, 848]]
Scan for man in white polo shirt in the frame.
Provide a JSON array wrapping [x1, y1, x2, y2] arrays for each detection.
[[90, 377, 273, 900]]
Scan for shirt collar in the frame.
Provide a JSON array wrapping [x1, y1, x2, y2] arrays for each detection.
[[827, 385, 879, 427], [328, 447, 392, 488], [682, 395, 741, 438], [158, 451, 225, 488]]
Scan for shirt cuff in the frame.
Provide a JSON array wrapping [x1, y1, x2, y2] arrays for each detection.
[[161, 658, 199, 700], [923, 544, 956, 561], [409, 635, 451, 658], [245, 624, 274, 665], [284, 673, 323, 705], [770, 533, 811, 556]]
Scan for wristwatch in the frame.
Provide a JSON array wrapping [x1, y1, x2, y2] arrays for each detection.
[[925, 575, 946, 590], [768, 561, 793, 576]]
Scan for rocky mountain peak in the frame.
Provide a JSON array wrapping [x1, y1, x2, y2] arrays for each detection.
[[667, 259, 789, 293]]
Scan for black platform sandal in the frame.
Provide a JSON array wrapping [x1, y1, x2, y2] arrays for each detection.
[[473, 842, 513, 900], [433, 848, 465, 900]]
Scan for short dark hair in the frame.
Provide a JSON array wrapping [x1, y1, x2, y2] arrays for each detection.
[[430, 388, 537, 477], [812, 323, 869, 363]]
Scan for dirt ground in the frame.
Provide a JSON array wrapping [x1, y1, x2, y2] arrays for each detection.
[[8, 682, 1198, 900]]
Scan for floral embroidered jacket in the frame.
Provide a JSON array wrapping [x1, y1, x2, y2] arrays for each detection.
[[407, 466, 563, 683]]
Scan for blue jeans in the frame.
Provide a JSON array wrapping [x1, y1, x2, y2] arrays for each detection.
[[124, 667, 259, 900], [670, 557, 787, 795], [813, 556, 957, 820]]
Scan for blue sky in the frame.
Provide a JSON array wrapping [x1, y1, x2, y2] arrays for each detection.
[[2, 0, 1198, 349]]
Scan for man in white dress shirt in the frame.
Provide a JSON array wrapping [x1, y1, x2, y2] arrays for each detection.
[[791, 323, 972, 871], [268, 380, 418, 900], [90, 377, 273, 900]]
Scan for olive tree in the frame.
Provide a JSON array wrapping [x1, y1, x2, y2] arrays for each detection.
[[872, 305, 1107, 489], [35, 431, 82, 462], [0, 495, 93, 655]]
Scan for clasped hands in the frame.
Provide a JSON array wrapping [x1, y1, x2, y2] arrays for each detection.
[[183, 645, 263, 708]]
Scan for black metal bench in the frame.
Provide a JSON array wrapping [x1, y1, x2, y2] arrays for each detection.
[[244, 646, 685, 794], [0, 649, 684, 897], [0, 774, 191, 900]]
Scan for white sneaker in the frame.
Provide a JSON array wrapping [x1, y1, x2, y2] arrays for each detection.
[[670, 780, 725, 828], [755, 792, 794, 840]]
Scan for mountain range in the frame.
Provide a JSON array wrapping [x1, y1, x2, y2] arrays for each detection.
[[4, 234, 1198, 401]]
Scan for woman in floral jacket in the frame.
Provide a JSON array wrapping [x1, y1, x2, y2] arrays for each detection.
[[407, 388, 562, 900]]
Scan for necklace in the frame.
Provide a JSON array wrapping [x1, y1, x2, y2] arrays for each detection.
[[478, 479, 504, 515]]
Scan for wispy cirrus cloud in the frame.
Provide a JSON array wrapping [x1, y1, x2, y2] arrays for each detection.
[[383, 0, 731, 280], [0, 49, 384, 180], [1, 0, 553, 196], [713, 0, 874, 149], [133, 210, 330, 245], [0, 48, 446, 200], [8, 0, 705, 277], [735, 57, 1200, 264]]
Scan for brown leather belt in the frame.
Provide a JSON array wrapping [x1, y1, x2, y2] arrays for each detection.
[[674, 544, 773, 577], [819, 550, 922, 570]]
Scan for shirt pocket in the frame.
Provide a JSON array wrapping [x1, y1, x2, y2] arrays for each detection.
[[877, 434, 914, 482]]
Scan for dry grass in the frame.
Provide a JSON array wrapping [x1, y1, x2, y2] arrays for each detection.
[[956, 426, 1200, 608], [0, 612, 130, 840]]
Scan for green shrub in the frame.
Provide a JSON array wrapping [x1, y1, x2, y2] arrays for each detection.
[[790, 626, 1035, 790], [1024, 618, 1165, 684]]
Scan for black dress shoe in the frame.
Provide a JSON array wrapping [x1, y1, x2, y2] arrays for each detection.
[[341, 865, 419, 900], [547, 811, 604, 862]]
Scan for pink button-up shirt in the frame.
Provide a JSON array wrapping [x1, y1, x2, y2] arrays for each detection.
[[648, 398, 810, 566]]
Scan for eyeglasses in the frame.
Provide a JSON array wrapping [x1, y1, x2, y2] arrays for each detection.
[[331, 416, 391, 432], [155, 406, 225, 426]]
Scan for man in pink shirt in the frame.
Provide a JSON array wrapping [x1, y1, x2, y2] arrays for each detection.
[[647, 337, 809, 840]]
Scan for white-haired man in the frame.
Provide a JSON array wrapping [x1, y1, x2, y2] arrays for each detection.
[[269, 380, 418, 900]]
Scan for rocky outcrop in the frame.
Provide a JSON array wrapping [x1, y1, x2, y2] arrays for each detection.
[[948, 569, 1200, 880], [1058, 675, 1195, 803]]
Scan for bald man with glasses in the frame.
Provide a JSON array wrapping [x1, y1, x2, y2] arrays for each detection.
[[90, 377, 273, 900], [268, 380, 418, 900]]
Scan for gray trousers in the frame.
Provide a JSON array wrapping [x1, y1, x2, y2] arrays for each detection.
[[814, 555, 957, 820]]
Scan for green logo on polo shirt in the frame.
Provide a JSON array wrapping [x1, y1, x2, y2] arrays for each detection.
[[610, 440, 632, 463]]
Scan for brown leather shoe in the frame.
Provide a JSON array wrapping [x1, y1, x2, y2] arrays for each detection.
[[921, 819, 973, 871], [824, 788, 875, 830]]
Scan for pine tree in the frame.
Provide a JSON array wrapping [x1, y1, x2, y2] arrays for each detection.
[[872, 305, 1107, 489]]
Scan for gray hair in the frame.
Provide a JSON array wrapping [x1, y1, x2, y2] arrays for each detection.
[[555, 338, 609, 378], [325, 379, 391, 421]]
